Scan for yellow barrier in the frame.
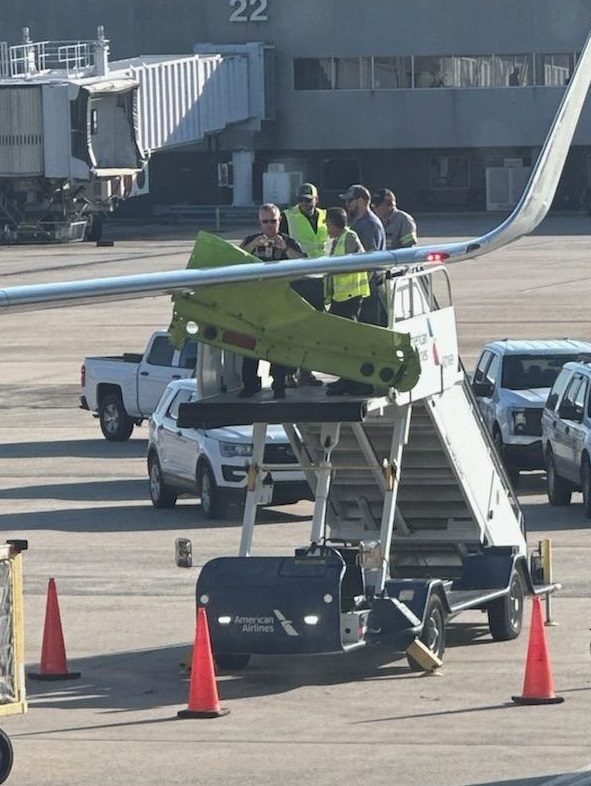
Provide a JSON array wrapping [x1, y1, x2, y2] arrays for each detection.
[[0, 540, 28, 783]]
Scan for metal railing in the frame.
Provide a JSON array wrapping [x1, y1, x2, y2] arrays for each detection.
[[8, 39, 95, 77]]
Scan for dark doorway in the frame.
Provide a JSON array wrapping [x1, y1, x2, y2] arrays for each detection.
[[322, 158, 361, 204]]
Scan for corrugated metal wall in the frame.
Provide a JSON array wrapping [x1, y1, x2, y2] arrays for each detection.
[[0, 86, 43, 175], [132, 54, 249, 153]]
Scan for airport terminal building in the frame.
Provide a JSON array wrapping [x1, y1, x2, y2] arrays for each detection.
[[3, 0, 591, 212]]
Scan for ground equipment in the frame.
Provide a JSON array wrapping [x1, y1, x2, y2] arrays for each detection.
[[0, 540, 28, 782], [175, 262, 556, 671]]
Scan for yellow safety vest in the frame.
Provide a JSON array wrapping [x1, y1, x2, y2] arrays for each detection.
[[325, 230, 370, 302], [284, 207, 328, 258]]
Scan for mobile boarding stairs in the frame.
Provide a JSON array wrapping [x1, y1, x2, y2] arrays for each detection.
[[178, 264, 555, 671]]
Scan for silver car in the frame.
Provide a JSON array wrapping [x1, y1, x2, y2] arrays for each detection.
[[541, 358, 591, 516], [147, 378, 312, 518], [472, 339, 591, 483]]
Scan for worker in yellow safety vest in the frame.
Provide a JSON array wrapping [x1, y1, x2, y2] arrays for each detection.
[[324, 206, 373, 397], [324, 206, 370, 319], [280, 182, 329, 260], [280, 182, 329, 386]]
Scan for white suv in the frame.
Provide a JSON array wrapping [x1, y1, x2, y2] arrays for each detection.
[[147, 379, 312, 518], [541, 358, 591, 516], [471, 339, 591, 482]]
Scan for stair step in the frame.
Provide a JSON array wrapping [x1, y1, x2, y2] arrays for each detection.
[[393, 519, 477, 541], [400, 452, 454, 469], [397, 486, 467, 502], [398, 501, 472, 518], [399, 468, 457, 482]]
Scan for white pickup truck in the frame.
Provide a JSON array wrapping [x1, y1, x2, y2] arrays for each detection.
[[80, 331, 199, 441]]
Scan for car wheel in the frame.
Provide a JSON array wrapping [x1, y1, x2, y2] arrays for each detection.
[[148, 455, 177, 508], [99, 394, 134, 441], [547, 451, 572, 506], [197, 463, 228, 519], [492, 427, 504, 460], [84, 214, 103, 242], [493, 427, 519, 486], [582, 458, 591, 519], [0, 729, 14, 785], [488, 567, 524, 641], [406, 593, 445, 671]]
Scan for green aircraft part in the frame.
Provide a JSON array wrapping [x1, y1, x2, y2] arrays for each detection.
[[169, 231, 421, 392]]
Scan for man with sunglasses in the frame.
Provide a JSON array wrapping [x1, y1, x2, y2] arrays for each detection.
[[279, 182, 327, 387], [239, 203, 304, 399]]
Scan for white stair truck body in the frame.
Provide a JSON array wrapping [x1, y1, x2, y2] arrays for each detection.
[[179, 264, 546, 671]]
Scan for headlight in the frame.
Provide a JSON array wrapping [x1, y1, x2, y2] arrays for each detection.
[[219, 441, 253, 457], [512, 410, 527, 434]]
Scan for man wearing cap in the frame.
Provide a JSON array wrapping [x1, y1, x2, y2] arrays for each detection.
[[371, 188, 417, 250], [339, 184, 386, 255], [339, 184, 387, 326], [280, 183, 328, 261], [279, 182, 328, 386]]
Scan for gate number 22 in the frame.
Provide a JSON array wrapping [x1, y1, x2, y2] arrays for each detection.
[[229, 0, 268, 22]]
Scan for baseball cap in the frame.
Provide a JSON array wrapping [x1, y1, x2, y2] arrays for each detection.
[[339, 184, 371, 202], [297, 182, 318, 200]]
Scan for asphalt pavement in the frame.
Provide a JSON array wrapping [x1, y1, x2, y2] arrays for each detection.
[[0, 213, 591, 786]]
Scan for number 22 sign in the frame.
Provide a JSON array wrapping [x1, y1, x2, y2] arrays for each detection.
[[229, 0, 269, 22]]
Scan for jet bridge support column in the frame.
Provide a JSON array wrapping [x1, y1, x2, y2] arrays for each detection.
[[232, 150, 254, 207]]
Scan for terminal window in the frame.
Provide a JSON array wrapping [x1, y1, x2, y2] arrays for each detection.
[[294, 52, 571, 90]]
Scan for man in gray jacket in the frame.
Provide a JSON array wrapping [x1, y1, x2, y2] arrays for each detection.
[[339, 183, 387, 326], [371, 188, 417, 249]]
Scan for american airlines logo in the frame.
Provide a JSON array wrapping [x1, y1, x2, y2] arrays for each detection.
[[233, 610, 299, 636], [427, 317, 441, 366], [273, 609, 299, 636], [412, 318, 455, 370]]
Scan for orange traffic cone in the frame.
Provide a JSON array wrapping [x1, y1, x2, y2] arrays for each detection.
[[28, 578, 81, 681], [177, 607, 229, 718], [512, 595, 563, 705]]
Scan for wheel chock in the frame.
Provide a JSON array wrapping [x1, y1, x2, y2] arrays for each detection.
[[406, 639, 443, 672]]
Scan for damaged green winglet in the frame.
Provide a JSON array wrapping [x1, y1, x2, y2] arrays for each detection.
[[168, 232, 421, 393]]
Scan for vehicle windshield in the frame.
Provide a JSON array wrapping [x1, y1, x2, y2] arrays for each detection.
[[501, 354, 579, 390]]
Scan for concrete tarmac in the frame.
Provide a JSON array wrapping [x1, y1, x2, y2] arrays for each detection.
[[0, 214, 591, 786]]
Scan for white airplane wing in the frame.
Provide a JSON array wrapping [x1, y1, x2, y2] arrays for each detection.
[[2, 25, 591, 314]]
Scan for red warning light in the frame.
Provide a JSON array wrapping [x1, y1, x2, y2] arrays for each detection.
[[427, 251, 450, 263], [222, 330, 257, 350]]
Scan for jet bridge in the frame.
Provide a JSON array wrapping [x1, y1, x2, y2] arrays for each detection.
[[0, 27, 268, 242]]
